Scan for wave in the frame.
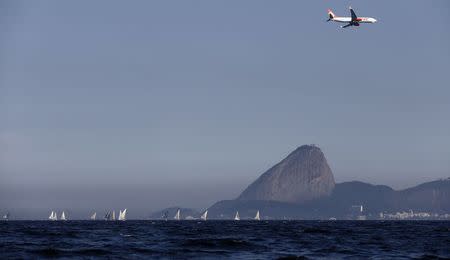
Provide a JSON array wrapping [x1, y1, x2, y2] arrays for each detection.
[[30, 247, 111, 257], [181, 238, 265, 250]]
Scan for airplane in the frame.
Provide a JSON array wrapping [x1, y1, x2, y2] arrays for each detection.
[[327, 7, 377, 28]]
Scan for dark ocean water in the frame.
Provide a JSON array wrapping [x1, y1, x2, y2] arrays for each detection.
[[1, 220, 449, 259]]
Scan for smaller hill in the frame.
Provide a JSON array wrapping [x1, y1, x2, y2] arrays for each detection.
[[395, 178, 450, 212], [208, 179, 450, 219]]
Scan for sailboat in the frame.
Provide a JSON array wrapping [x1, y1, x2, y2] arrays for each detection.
[[3, 212, 10, 221], [234, 211, 240, 221], [200, 210, 208, 221], [118, 209, 127, 221], [90, 212, 97, 220], [104, 211, 111, 221], [254, 210, 260, 221], [174, 209, 181, 220], [112, 211, 116, 221], [61, 211, 67, 221], [49, 211, 58, 221]]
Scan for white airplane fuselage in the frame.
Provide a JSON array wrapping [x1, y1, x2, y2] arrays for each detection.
[[331, 17, 377, 24]]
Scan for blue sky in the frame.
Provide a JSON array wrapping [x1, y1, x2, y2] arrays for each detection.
[[1, 1, 449, 218]]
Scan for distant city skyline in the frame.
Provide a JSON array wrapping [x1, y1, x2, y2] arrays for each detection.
[[1, 1, 449, 217]]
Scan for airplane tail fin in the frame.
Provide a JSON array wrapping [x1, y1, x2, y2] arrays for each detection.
[[327, 9, 335, 20]]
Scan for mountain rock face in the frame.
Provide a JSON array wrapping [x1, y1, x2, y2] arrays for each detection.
[[238, 145, 335, 203]]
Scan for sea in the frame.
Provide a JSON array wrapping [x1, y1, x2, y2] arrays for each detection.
[[1, 220, 449, 259]]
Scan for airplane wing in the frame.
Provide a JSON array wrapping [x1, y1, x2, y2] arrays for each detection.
[[341, 23, 353, 28], [350, 7, 357, 21], [341, 22, 359, 28]]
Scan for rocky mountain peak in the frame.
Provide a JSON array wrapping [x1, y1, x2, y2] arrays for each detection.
[[237, 145, 335, 203]]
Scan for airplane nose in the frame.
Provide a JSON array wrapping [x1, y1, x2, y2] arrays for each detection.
[[373, 18, 377, 23]]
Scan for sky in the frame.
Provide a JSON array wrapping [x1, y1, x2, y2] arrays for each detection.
[[1, 1, 449, 219]]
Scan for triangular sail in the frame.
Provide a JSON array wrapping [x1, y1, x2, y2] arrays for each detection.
[[91, 212, 96, 220], [61, 211, 66, 221], [3, 212, 9, 220], [49, 211, 58, 221], [200, 210, 208, 221], [112, 211, 116, 220], [118, 209, 127, 221], [234, 211, 240, 221], [174, 209, 181, 220], [254, 210, 260, 221]]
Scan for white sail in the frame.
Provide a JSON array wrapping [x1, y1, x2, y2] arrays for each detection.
[[49, 211, 58, 221], [3, 212, 9, 220], [112, 211, 116, 220], [61, 211, 66, 221], [118, 209, 127, 221], [174, 209, 181, 220], [254, 210, 260, 221], [234, 211, 240, 221], [122, 209, 127, 220], [91, 212, 96, 220], [200, 210, 208, 221]]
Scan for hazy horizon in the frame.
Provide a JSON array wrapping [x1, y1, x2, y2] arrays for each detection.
[[1, 1, 449, 218]]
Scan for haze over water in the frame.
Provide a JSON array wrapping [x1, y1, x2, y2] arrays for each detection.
[[1, 1, 450, 219]]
